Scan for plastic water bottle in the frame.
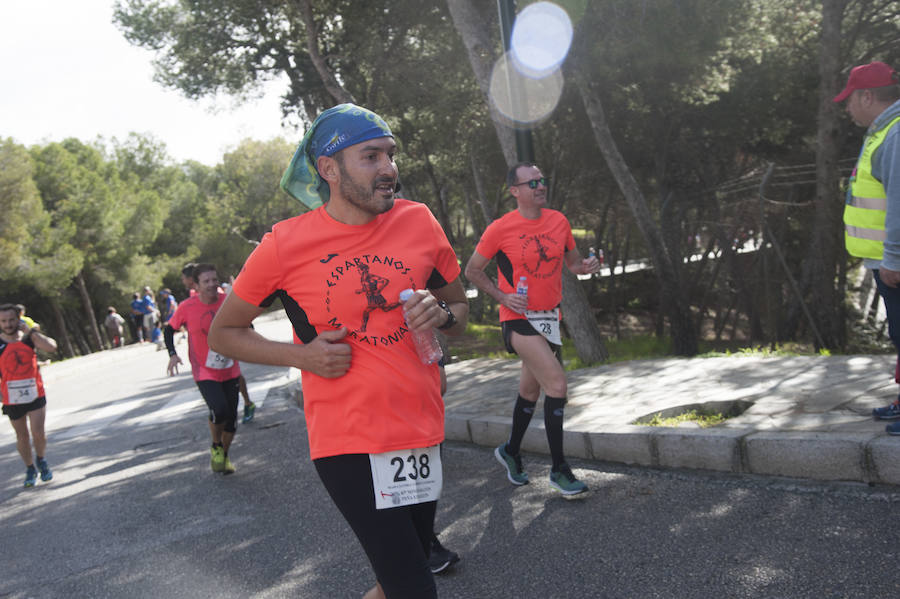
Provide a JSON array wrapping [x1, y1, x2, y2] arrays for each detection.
[[399, 289, 443, 365], [588, 248, 603, 278], [516, 276, 528, 298]]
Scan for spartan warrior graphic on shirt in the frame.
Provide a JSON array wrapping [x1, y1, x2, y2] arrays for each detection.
[[324, 253, 416, 340], [355, 263, 401, 333], [520, 233, 563, 279]]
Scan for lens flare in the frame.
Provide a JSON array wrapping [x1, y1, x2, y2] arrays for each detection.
[[510, 2, 573, 79], [489, 53, 564, 126]]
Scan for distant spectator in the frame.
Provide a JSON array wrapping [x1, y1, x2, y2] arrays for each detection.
[[104, 307, 126, 348], [141, 286, 159, 335], [130, 292, 145, 343], [159, 288, 177, 325]]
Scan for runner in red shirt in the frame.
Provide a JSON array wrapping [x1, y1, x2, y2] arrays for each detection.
[[164, 264, 243, 475], [209, 104, 468, 599], [0, 303, 58, 487], [465, 162, 600, 496]]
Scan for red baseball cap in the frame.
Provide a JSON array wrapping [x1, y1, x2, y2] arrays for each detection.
[[833, 61, 898, 102]]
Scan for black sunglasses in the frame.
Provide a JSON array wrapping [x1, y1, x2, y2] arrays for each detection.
[[511, 177, 549, 189]]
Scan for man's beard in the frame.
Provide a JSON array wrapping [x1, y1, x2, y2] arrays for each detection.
[[338, 164, 395, 217]]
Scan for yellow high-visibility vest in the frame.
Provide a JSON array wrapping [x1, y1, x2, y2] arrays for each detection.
[[844, 114, 900, 259]]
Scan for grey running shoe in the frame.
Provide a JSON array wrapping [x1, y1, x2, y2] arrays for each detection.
[[494, 443, 529, 485], [549, 463, 587, 496]]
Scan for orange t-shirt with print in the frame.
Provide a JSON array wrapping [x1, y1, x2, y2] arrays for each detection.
[[474, 208, 575, 322], [232, 199, 461, 460]]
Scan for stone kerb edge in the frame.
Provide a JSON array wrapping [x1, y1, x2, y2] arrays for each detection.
[[446, 413, 900, 486]]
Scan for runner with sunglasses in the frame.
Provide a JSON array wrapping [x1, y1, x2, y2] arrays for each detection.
[[465, 162, 600, 496]]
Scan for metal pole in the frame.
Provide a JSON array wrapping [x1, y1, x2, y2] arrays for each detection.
[[497, 0, 534, 163]]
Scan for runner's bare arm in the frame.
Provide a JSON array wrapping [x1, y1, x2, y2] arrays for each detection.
[[402, 277, 469, 336], [209, 291, 351, 378], [27, 328, 57, 353], [464, 251, 526, 314], [565, 247, 600, 275]]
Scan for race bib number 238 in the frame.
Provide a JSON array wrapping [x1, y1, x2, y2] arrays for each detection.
[[369, 445, 442, 510]]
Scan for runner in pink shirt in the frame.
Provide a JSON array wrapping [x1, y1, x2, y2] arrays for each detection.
[[164, 263, 243, 475]]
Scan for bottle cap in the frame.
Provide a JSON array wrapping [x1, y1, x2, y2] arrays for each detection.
[[399, 288, 414, 301]]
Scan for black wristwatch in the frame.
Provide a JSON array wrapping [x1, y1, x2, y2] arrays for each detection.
[[436, 300, 457, 330]]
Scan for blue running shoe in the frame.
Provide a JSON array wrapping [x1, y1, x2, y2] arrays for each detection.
[[494, 443, 528, 485], [37, 458, 52, 482], [873, 401, 900, 420], [24, 465, 37, 488], [887, 421, 900, 436], [549, 463, 587, 496], [242, 402, 256, 424]]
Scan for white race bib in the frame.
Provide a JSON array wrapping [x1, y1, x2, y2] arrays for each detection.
[[7, 378, 38, 404], [369, 445, 443, 510], [525, 308, 562, 346], [205, 350, 234, 370]]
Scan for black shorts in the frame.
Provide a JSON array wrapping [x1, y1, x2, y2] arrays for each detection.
[[501, 319, 562, 359], [3, 396, 47, 421], [195, 378, 240, 433], [314, 453, 437, 599]]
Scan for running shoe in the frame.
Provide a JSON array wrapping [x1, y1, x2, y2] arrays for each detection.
[[887, 421, 900, 436], [222, 457, 236, 475], [549, 463, 587, 496], [242, 402, 256, 424], [873, 401, 900, 420], [24, 465, 37, 488], [210, 445, 225, 473], [494, 443, 529, 485], [36, 458, 52, 482], [429, 535, 460, 574]]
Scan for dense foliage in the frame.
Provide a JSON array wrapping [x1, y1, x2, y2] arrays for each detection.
[[1, 0, 898, 358]]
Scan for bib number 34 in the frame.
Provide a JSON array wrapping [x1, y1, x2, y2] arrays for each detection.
[[369, 445, 442, 510]]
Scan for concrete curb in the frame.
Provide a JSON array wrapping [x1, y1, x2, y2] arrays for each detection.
[[276, 357, 900, 488], [444, 415, 900, 487]]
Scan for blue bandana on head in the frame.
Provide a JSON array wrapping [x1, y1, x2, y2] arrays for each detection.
[[280, 104, 394, 209]]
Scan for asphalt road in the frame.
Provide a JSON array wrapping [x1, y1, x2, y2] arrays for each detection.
[[2, 316, 900, 598]]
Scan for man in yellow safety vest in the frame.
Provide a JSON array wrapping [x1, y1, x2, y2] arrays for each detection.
[[835, 61, 900, 435]]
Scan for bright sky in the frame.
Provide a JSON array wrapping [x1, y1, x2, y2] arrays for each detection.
[[0, 1, 300, 166]]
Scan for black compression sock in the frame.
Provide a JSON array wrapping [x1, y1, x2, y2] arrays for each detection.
[[544, 395, 567, 470], [507, 395, 536, 455]]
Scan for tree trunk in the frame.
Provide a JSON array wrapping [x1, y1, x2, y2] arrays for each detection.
[[296, 0, 356, 104], [74, 272, 104, 352], [574, 71, 698, 355], [561, 270, 608, 363], [807, 0, 849, 350], [445, 0, 518, 165], [48, 296, 74, 359]]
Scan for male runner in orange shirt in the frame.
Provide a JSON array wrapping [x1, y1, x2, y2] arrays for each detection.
[[209, 104, 467, 599], [466, 162, 600, 496]]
